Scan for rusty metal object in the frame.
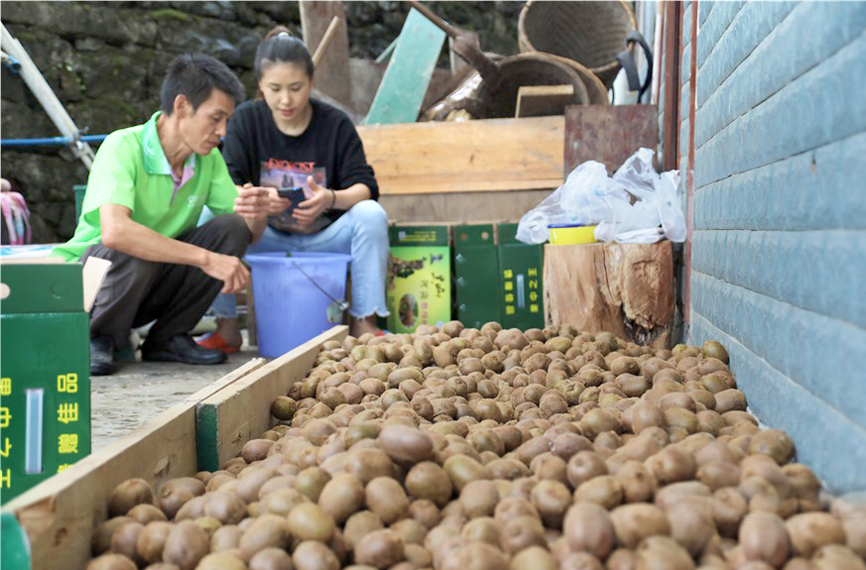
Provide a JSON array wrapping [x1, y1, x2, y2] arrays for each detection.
[[564, 105, 659, 174]]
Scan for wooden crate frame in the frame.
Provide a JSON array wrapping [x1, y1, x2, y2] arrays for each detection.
[[2, 326, 347, 570]]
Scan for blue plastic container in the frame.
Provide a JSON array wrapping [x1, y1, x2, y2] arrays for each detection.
[[245, 252, 351, 358]]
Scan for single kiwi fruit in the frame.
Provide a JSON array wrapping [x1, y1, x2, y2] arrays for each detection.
[[85, 554, 138, 570], [92, 516, 133, 556], [353, 529, 404, 569], [203, 491, 246, 525], [563, 502, 616, 559], [500, 514, 547, 555], [287, 502, 336, 543], [365, 476, 410, 524], [195, 553, 246, 570], [646, 446, 697, 484], [785, 513, 846, 558], [509, 545, 558, 570], [667, 501, 717, 557], [343, 510, 385, 550], [291, 540, 340, 570], [109, 479, 156, 518], [636, 535, 695, 570], [404, 461, 453, 507], [317, 473, 365, 524], [161, 520, 208, 570], [738, 512, 791, 567], [811, 544, 866, 570], [574, 475, 624, 510], [609, 503, 671, 549], [209, 525, 243, 553], [615, 460, 657, 503]]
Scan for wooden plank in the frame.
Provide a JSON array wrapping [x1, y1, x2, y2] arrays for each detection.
[[661, 0, 681, 171], [3, 357, 265, 570], [364, 8, 447, 125], [197, 326, 348, 471], [300, 1, 352, 108], [311, 16, 342, 67], [543, 242, 675, 348], [515, 84, 575, 118], [379, 189, 554, 224], [358, 115, 565, 195], [564, 105, 660, 174]]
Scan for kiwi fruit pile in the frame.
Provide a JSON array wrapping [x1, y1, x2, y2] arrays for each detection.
[[87, 322, 866, 570]]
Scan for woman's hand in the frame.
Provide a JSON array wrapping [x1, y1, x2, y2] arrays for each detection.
[[294, 175, 334, 228], [265, 186, 291, 216]]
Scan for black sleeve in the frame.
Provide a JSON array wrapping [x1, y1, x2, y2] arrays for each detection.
[[333, 116, 379, 200], [221, 105, 257, 186]]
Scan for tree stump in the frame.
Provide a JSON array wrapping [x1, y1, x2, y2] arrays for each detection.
[[543, 241, 675, 348]]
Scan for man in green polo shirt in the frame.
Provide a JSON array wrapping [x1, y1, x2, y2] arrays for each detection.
[[54, 54, 270, 375]]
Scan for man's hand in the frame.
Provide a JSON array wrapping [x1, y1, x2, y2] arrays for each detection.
[[201, 251, 250, 294], [234, 183, 270, 221], [294, 175, 333, 228]]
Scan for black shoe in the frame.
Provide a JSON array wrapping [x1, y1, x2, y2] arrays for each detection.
[[90, 335, 116, 376], [141, 334, 227, 365]]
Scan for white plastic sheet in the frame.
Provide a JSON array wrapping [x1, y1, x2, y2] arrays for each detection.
[[516, 148, 685, 245]]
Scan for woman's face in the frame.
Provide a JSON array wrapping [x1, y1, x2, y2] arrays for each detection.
[[259, 62, 313, 123]]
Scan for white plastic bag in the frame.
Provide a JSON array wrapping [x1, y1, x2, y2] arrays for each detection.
[[515, 161, 626, 244], [516, 148, 685, 245]]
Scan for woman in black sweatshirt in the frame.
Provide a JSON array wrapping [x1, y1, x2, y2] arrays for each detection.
[[199, 27, 389, 351]]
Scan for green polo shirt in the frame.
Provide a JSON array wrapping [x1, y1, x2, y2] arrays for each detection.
[[53, 111, 238, 261]]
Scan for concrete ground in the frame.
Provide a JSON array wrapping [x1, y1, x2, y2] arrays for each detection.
[[90, 328, 261, 453]]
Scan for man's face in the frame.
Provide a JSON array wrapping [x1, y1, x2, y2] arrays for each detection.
[[177, 89, 235, 155]]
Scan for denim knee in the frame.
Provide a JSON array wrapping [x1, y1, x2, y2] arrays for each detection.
[[348, 200, 388, 235]]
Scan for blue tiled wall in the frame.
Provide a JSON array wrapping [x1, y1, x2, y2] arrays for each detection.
[[687, 1, 866, 493]]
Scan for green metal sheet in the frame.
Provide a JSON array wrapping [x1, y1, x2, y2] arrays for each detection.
[[0, 312, 90, 503], [0, 263, 84, 314], [364, 8, 446, 125]]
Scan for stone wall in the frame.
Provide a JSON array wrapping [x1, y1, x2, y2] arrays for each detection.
[[0, 1, 523, 243]]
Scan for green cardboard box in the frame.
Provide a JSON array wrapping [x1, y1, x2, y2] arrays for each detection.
[[0, 263, 91, 503], [497, 223, 545, 330], [454, 224, 501, 329], [387, 225, 452, 333]]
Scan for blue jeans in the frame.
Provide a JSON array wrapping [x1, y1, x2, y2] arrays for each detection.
[[207, 200, 390, 320]]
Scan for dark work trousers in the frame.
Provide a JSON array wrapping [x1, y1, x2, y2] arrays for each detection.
[[81, 214, 252, 350]]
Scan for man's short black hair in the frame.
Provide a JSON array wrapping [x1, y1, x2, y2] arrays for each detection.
[[160, 53, 245, 116]]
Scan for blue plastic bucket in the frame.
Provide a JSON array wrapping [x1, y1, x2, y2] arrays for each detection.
[[245, 252, 351, 358]]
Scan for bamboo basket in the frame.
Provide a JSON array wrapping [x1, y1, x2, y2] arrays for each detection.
[[518, 0, 638, 89]]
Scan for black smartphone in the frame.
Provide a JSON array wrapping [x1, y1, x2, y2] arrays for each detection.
[[277, 187, 306, 212]]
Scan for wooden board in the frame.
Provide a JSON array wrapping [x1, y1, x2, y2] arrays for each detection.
[[379, 189, 554, 224], [300, 1, 352, 109], [544, 242, 675, 348], [515, 84, 575, 118], [2, 357, 266, 570], [196, 326, 349, 471], [564, 105, 659, 174], [358, 115, 565, 195], [364, 8, 447, 125]]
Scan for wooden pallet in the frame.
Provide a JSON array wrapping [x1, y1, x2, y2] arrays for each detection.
[[1, 326, 348, 570]]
